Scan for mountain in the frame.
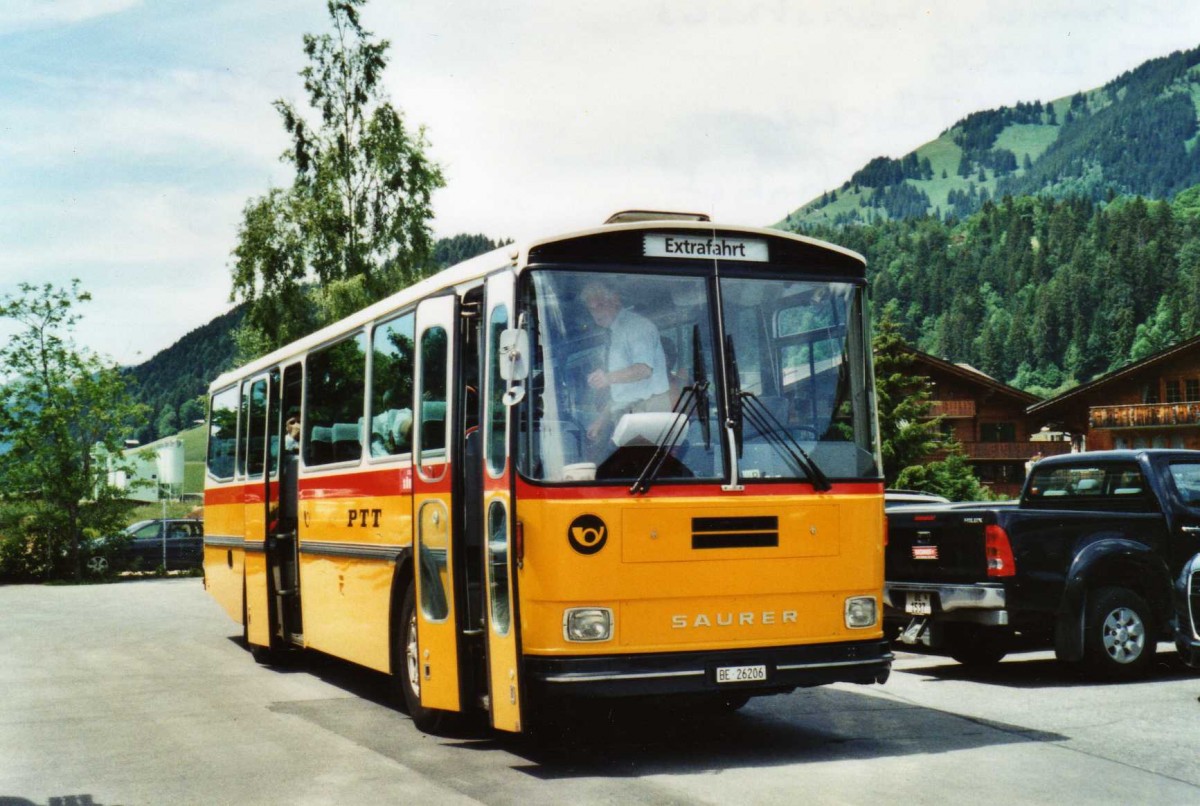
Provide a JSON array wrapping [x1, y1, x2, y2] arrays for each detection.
[[125, 305, 244, 444], [782, 46, 1200, 228]]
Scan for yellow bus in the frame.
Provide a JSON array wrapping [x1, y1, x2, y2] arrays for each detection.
[[203, 211, 890, 733]]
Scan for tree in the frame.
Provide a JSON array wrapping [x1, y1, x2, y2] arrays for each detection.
[[893, 448, 993, 501], [155, 404, 179, 439], [179, 396, 206, 427], [871, 303, 992, 500], [872, 304, 946, 484], [0, 282, 146, 582], [231, 0, 445, 356]]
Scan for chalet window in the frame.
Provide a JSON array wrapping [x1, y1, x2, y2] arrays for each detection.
[[980, 422, 1016, 442], [1142, 384, 1159, 404], [1186, 379, 1200, 402], [1165, 379, 1182, 404]]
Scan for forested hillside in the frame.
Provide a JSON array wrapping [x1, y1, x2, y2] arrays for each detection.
[[799, 188, 1200, 395], [126, 233, 508, 442], [125, 305, 243, 444], [784, 46, 1200, 228]]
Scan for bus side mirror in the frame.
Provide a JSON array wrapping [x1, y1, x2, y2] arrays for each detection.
[[498, 328, 529, 406]]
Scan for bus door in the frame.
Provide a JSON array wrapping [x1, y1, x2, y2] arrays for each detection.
[[412, 295, 462, 712], [242, 373, 272, 647], [268, 363, 303, 644], [482, 272, 523, 732]]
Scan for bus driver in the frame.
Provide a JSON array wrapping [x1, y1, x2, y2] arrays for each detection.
[[581, 281, 671, 445]]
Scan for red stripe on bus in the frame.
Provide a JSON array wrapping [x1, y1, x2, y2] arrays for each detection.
[[205, 485, 246, 506], [514, 479, 884, 500], [298, 466, 451, 498]]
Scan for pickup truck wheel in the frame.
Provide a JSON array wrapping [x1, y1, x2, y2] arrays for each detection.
[[1083, 587, 1155, 680]]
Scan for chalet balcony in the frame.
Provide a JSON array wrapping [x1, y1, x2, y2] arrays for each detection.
[[930, 440, 1073, 461], [1089, 403, 1200, 430], [930, 399, 976, 418]]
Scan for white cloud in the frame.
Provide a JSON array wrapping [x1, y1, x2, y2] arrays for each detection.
[[0, 0, 140, 33], [4, 0, 1200, 363]]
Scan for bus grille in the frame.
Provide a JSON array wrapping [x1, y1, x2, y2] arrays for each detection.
[[692, 516, 779, 549]]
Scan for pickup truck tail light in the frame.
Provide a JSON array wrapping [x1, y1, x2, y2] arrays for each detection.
[[985, 524, 1016, 578]]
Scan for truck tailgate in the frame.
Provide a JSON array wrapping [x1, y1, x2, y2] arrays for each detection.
[[886, 507, 990, 582]]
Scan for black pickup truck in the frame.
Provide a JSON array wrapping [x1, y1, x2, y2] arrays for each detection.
[[1177, 550, 1200, 668], [885, 449, 1200, 679]]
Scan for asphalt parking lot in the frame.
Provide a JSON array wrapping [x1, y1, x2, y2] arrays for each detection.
[[2, 578, 1198, 805]]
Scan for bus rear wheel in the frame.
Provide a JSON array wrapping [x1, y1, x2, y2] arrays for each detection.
[[395, 585, 451, 733]]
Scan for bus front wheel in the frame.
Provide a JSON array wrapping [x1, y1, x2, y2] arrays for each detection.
[[395, 585, 451, 733]]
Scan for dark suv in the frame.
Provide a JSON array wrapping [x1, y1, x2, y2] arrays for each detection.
[[88, 519, 204, 573]]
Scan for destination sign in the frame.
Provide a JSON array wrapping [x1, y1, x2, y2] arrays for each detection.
[[644, 233, 768, 262]]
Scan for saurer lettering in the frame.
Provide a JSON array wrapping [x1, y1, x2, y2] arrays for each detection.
[[671, 610, 798, 628]]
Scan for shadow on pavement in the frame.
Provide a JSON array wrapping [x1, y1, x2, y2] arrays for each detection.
[[259, 641, 1067, 783], [895, 645, 1200, 689]]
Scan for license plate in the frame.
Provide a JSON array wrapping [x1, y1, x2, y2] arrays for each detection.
[[906, 592, 932, 616], [716, 664, 767, 684]]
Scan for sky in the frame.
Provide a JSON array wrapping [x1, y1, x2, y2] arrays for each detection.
[[3, 0, 1200, 365]]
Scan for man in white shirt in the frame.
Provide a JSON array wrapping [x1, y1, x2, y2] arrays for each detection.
[[581, 281, 670, 444]]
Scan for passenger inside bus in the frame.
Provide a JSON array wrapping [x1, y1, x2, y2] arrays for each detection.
[[580, 281, 671, 449]]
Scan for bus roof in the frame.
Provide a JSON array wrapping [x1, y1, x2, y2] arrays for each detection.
[[210, 218, 865, 392]]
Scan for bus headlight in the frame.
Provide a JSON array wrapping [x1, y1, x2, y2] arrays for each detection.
[[564, 608, 613, 642], [845, 596, 877, 629]]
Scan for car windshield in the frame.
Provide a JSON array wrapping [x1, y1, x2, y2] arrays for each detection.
[[1169, 462, 1200, 505], [515, 268, 880, 484]]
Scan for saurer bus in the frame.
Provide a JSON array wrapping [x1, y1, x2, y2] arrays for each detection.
[[203, 210, 891, 733]]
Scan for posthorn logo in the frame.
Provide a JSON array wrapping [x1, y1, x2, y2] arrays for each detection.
[[568, 514, 607, 555]]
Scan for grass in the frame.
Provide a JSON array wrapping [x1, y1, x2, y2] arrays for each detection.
[[994, 123, 1059, 165], [125, 500, 202, 522], [783, 88, 1100, 228], [174, 424, 207, 496]]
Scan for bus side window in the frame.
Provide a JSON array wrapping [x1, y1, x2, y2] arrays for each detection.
[[236, 379, 251, 477], [206, 386, 239, 480], [304, 333, 367, 467], [486, 304, 508, 476], [370, 313, 415, 457], [419, 326, 449, 465]]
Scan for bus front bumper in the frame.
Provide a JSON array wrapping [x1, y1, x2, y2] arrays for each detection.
[[524, 640, 892, 700]]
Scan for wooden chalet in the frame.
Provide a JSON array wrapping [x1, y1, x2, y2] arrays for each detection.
[[1028, 332, 1200, 453], [904, 346, 1071, 497]]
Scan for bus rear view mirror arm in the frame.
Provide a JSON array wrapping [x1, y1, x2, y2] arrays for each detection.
[[499, 325, 529, 406]]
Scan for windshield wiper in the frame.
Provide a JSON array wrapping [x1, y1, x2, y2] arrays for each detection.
[[630, 325, 712, 495], [692, 324, 711, 450], [725, 335, 744, 457], [629, 379, 707, 495], [739, 390, 832, 491]]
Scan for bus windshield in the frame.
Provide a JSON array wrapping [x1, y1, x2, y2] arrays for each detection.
[[517, 268, 879, 485], [721, 277, 879, 481], [518, 269, 723, 484]]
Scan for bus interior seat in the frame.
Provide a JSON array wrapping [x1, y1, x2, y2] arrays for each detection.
[[422, 418, 446, 451], [308, 426, 334, 465], [332, 422, 362, 462]]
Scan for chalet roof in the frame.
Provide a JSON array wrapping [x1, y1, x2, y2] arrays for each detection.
[[1028, 330, 1200, 415], [901, 345, 1041, 405]]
